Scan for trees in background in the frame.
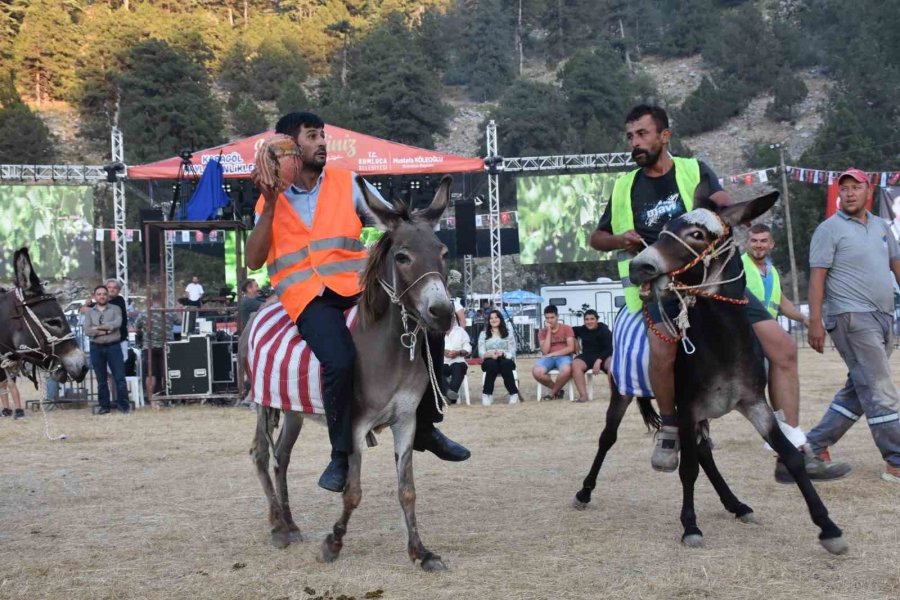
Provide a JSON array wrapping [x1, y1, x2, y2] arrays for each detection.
[[0, 71, 56, 162]]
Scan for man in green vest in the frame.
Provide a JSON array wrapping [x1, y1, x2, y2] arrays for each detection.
[[592, 105, 848, 482], [743, 224, 808, 325]]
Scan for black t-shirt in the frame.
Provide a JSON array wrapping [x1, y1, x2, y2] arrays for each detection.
[[596, 161, 723, 245], [238, 296, 265, 332], [573, 323, 613, 358]]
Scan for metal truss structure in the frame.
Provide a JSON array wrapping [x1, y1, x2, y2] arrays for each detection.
[[483, 122, 636, 305], [111, 127, 129, 296], [0, 164, 108, 182]]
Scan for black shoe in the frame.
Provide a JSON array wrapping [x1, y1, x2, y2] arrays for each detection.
[[414, 427, 471, 462], [13, 409, 25, 419], [318, 456, 349, 492], [117, 406, 130, 414], [97, 408, 111, 415], [0, 408, 11, 417]]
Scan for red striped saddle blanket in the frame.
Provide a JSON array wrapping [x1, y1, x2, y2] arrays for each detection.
[[247, 301, 358, 413]]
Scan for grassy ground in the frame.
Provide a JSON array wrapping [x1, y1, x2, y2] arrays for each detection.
[[0, 349, 898, 600]]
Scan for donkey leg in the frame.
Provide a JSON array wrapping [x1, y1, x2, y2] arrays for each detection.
[[696, 433, 757, 523], [272, 411, 304, 546], [741, 402, 847, 554], [392, 418, 446, 572], [319, 436, 363, 564], [678, 412, 704, 547], [573, 392, 632, 508], [250, 406, 291, 547]]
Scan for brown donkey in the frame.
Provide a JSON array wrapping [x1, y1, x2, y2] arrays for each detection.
[[245, 177, 454, 571]]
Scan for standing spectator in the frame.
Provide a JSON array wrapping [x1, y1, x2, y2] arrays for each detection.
[[135, 294, 176, 409], [532, 305, 575, 401], [443, 322, 471, 404], [237, 278, 266, 334], [0, 372, 25, 419], [105, 278, 130, 362], [572, 310, 613, 403], [84, 285, 129, 414], [477, 309, 519, 405], [185, 276, 204, 308], [805, 168, 900, 484]]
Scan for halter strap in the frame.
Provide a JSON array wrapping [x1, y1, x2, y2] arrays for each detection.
[[0, 288, 75, 373]]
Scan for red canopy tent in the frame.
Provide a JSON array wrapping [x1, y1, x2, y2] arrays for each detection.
[[126, 125, 484, 179]]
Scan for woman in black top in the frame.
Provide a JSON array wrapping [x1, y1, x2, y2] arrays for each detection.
[[572, 309, 613, 403]]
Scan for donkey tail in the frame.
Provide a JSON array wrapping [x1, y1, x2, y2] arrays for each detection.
[[637, 397, 661, 432]]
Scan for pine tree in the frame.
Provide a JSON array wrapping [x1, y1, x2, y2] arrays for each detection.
[[114, 39, 224, 163], [765, 70, 808, 122], [320, 12, 450, 149], [227, 92, 267, 137], [486, 79, 572, 156], [0, 71, 56, 162], [450, 0, 515, 101], [11, 0, 83, 102], [275, 79, 310, 116]]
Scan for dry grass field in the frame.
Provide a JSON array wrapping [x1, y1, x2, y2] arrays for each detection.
[[1, 348, 898, 600]]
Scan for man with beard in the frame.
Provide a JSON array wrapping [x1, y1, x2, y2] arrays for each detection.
[[805, 168, 900, 484], [246, 112, 469, 493], [591, 105, 848, 482]]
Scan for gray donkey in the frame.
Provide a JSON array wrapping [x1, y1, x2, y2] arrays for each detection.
[[0, 247, 88, 386], [245, 177, 454, 571], [628, 188, 847, 555]]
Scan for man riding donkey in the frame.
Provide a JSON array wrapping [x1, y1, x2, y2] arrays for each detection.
[[591, 104, 848, 482], [246, 111, 469, 493]]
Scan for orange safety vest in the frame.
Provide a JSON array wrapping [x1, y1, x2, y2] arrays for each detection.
[[255, 167, 367, 321]]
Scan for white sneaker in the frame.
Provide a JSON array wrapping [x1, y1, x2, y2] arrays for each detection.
[[481, 394, 493, 406], [509, 393, 519, 404]]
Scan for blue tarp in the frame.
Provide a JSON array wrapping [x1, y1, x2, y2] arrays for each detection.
[[502, 289, 543, 304], [183, 158, 230, 221]]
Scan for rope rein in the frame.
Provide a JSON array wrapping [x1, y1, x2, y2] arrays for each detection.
[[642, 214, 748, 354], [377, 265, 449, 416]]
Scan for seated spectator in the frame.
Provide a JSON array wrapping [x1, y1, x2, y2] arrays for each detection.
[[443, 323, 471, 404], [477, 309, 519, 405], [572, 309, 613, 403], [533, 304, 575, 401]]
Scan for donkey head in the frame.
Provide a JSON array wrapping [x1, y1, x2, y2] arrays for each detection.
[[358, 176, 454, 332], [630, 185, 779, 302], [5, 248, 88, 382]]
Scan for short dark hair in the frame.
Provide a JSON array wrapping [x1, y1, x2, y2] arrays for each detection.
[[94, 284, 108, 294], [239, 278, 257, 294], [625, 104, 669, 133], [275, 112, 325, 138], [583, 309, 599, 319], [544, 304, 559, 316], [748, 223, 772, 235]]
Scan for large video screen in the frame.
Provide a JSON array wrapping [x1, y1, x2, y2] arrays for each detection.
[[0, 186, 94, 281], [516, 173, 623, 264]]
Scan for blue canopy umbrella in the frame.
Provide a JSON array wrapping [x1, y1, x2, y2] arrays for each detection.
[[502, 289, 544, 304], [183, 158, 230, 221]]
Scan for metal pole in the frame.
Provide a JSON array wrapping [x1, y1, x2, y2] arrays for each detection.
[[485, 120, 502, 306], [777, 144, 801, 304], [111, 126, 128, 296]]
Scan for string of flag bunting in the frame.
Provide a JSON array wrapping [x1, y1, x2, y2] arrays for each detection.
[[719, 166, 900, 187], [92, 229, 230, 243], [442, 210, 519, 230]]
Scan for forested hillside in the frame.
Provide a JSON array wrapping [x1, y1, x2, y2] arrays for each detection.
[[1, 0, 898, 290]]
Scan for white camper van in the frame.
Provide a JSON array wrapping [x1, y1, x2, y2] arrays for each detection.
[[539, 279, 625, 327]]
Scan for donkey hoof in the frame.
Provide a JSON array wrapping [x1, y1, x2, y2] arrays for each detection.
[[287, 528, 304, 543], [420, 554, 447, 572], [270, 530, 291, 549], [573, 489, 592, 506], [737, 512, 761, 525], [571, 497, 589, 511], [820, 536, 849, 555], [317, 535, 342, 563], [682, 534, 704, 548]]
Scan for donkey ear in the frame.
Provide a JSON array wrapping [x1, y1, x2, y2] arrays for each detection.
[[717, 191, 780, 226], [14, 247, 41, 296], [414, 175, 452, 226], [357, 175, 401, 230], [692, 180, 717, 212]]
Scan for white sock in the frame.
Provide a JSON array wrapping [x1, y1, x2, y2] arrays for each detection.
[[763, 409, 808, 451]]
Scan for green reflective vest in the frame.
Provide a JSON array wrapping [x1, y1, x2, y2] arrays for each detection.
[[741, 253, 781, 318], [610, 156, 701, 312]]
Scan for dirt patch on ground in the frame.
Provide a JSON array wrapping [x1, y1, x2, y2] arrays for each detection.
[[1, 349, 897, 599]]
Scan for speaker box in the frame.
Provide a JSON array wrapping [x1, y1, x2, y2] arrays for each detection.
[[455, 200, 476, 255], [165, 335, 212, 396], [211, 340, 236, 384]]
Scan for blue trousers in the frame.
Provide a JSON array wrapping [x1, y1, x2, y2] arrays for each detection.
[[90, 341, 129, 411]]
